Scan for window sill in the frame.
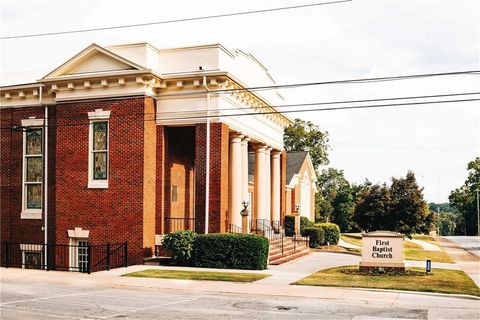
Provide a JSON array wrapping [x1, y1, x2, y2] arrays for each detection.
[[21, 210, 42, 220], [88, 180, 109, 189]]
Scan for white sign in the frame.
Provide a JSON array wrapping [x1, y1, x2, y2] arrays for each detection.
[[360, 231, 405, 270]]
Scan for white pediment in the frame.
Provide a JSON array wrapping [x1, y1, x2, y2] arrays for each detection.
[[43, 43, 146, 79]]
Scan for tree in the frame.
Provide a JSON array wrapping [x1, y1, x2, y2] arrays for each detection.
[[354, 184, 392, 232], [331, 187, 356, 232], [390, 171, 429, 237], [315, 168, 349, 222], [449, 157, 480, 235], [283, 118, 329, 168]]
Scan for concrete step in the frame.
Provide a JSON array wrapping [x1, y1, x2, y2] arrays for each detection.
[[269, 245, 309, 261], [269, 243, 308, 258], [269, 247, 310, 265]]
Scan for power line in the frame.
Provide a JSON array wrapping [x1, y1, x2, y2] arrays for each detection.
[[0, 0, 352, 40], [158, 70, 480, 98], [3, 97, 478, 131], [37, 91, 480, 121]]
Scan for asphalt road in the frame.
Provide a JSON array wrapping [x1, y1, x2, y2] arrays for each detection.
[[1, 277, 479, 320], [444, 236, 480, 258]]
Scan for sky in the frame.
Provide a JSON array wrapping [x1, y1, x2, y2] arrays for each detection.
[[1, 0, 479, 202]]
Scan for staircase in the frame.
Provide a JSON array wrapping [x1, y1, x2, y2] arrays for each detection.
[[268, 234, 310, 265], [248, 219, 310, 265]]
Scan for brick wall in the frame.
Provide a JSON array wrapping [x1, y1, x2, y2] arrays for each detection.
[[0, 106, 47, 245], [194, 122, 229, 233], [54, 97, 150, 264], [155, 125, 166, 235]]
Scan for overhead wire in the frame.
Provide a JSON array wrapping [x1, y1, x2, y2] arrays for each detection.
[[0, 0, 352, 40], [3, 96, 479, 131]]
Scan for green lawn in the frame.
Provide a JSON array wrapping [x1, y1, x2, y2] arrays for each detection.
[[293, 266, 480, 297], [122, 269, 270, 282], [341, 234, 453, 263], [404, 248, 454, 263]]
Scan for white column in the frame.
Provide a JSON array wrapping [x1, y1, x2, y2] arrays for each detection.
[[264, 147, 272, 222], [228, 134, 244, 228], [254, 145, 267, 221], [241, 137, 251, 227], [271, 151, 281, 224]]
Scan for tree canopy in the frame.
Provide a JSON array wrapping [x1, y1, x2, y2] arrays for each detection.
[[283, 118, 329, 169], [449, 157, 480, 235]]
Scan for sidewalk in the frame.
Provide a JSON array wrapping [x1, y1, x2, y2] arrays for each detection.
[[435, 237, 480, 287], [1, 262, 478, 312]]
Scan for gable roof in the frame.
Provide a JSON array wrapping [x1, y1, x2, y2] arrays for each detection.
[[42, 43, 146, 80], [247, 150, 312, 186], [286, 151, 309, 184]]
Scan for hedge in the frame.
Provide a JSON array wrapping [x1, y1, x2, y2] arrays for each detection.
[[162, 230, 197, 265], [191, 233, 269, 270], [284, 215, 313, 236], [302, 227, 325, 248], [313, 222, 340, 245]]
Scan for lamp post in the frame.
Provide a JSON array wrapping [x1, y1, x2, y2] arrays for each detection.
[[240, 201, 250, 234], [294, 204, 300, 236]]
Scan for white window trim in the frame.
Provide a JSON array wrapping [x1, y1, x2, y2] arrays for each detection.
[[87, 109, 110, 189], [69, 238, 89, 271], [21, 118, 44, 219], [22, 250, 43, 269]]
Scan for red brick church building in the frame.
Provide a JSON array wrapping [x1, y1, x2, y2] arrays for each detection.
[[1, 43, 318, 266]]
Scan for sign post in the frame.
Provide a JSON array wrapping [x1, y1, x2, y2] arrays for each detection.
[[426, 259, 431, 274]]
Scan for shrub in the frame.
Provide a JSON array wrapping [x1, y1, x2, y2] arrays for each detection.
[[191, 233, 269, 270], [284, 215, 313, 236], [162, 230, 197, 265], [302, 227, 325, 248], [313, 222, 340, 245]]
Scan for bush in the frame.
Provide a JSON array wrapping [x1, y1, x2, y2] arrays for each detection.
[[284, 215, 313, 236], [302, 227, 325, 248], [191, 233, 269, 270], [162, 230, 197, 265], [313, 222, 340, 245]]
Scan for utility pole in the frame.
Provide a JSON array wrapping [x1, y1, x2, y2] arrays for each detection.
[[437, 204, 440, 236], [476, 189, 479, 237]]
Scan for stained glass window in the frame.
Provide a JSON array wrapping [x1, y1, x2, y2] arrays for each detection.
[[24, 128, 43, 210], [92, 121, 108, 180]]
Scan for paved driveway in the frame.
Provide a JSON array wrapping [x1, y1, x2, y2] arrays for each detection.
[[444, 236, 480, 257]]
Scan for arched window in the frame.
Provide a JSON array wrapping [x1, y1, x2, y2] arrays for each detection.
[[300, 172, 310, 218]]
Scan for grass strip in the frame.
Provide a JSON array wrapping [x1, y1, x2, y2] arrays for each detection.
[[404, 248, 454, 263], [293, 266, 480, 297], [122, 269, 270, 282]]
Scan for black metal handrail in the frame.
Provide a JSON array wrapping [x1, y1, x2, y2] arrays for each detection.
[[271, 220, 281, 234], [251, 219, 275, 239], [227, 224, 242, 234], [165, 217, 196, 233]]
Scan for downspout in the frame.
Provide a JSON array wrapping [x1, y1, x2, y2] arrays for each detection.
[[42, 86, 48, 265], [203, 76, 210, 234]]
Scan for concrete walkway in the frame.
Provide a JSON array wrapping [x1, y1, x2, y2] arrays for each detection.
[[338, 238, 361, 249], [407, 239, 441, 251], [436, 237, 480, 287], [445, 236, 480, 257]]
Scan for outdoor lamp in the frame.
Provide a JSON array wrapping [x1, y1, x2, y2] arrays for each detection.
[[240, 201, 249, 217]]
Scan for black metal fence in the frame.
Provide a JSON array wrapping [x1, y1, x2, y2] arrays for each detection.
[[1, 242, 127, 274]]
